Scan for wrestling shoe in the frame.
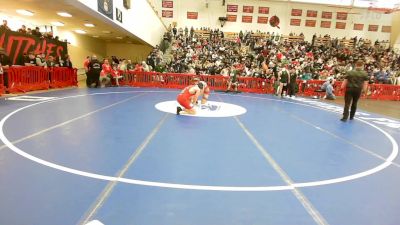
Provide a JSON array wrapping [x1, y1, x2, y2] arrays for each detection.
[[177, 107, 183, 115]]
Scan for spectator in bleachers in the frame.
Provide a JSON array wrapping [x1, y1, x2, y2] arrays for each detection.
[[0, 20, 10, 30], [375, 67, 389, 84], [63, 54, 73, 68], [111, 64, 123, 86], [394, 70, 400, 85], [0, 47, 11, 87], [142, 61, 150, 72], [18, 25, 27, 34], [111, 56, 119, 65], [46, 55, 56, 67], [31, 27, 42, 37], [35, 53, 47, 67], [101, 58, 112, 76], [24, 52, 37, 66], [133, 26, 400, 94], [172, 26, 177, 37], [99, 69, 111, 88], [54, 55, 64, 67]]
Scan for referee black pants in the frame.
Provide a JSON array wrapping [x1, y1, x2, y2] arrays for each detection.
[[342, 87, 362, 119]]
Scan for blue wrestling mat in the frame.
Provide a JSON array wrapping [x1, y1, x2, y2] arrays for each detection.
[[0, 87, 399, 225]]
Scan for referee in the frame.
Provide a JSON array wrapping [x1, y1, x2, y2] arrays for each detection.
[[340, 60, 369, 122]]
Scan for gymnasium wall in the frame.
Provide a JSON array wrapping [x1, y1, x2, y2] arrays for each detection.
[[391, 11, 400, 49], [58, 30, 152, 68], [106, 43, 153, 62], [75, 0, 167, 47], [57, 30, 107, 68], [155, 0, 392, 42]]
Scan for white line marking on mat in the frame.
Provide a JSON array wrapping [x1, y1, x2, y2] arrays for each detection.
[[6, 96, 57, 102], [233, 110, 329, 225], [0, 91, 397, 191], [79, 113, 170, 225], [0, 93, 146, 152]]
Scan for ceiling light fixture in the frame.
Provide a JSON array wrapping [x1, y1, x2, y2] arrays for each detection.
[[102, 30, 111, 34], [84, 23, 95, 27], [51, 21, 65, 26], [92, 35, 99, 38], [116, 36, 123, 39], [16, 9, 34, 16], [57, 12, 72, 17], [74, 29, 86, 34]]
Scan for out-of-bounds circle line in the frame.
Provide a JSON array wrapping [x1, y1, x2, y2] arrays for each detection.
[[0, 90, 397, 191]]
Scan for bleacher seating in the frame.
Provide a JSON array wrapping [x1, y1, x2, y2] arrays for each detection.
[[251, 32, 270, 39], [339, 39, 355, 48], [223, 32, 238, 41], [194, 30, 211, 39], [315, 37, 331, 46], [281, 35, 305, 43]]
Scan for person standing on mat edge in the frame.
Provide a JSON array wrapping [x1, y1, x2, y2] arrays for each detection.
[[177, 82, 204, 115], [340, 60, 369, 122]]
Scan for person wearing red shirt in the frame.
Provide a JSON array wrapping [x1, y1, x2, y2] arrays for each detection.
[[134, 63, 143, 72], [176, 83, 204, 115], [306, 51, 314, 59], [99, 59, 112, 87], [111, 64, 123, 86], [100, 59, 111, 74], [276, 51, 283, 62]]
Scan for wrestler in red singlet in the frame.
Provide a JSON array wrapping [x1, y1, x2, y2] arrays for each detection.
[[176, 83, 204, 115], [177, 85, 196, 110]]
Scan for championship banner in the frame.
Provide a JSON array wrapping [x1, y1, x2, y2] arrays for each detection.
[[320, 21, 331, 28], [98, 0, 113, 19], [321, 11, 332, 19], [368, 25, 378, 32], [336, 22, 346, 29], [305, 20, 316, 27], [187, 12, 198, 19], [382, 26, 391, 33], [290, 19, 301, 26], [291, 9, 302, 16], [257, 16, 268, 24], [307, 10, 317, 17], [242, 16, 253, 23], [227, 4, 238, 12], [0, 28, 68, 65], [162, 10, 173, 18], [226, 14, 237, 22], [336, 12, 348, 20], [353, 23, 364, 31], [258, 7, 269, 14], [162, 0, 173, 8], [243, 6, 254, 13]]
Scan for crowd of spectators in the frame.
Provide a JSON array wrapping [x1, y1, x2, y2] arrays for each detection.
[[84, 55, 151, 88], [146, 26, 400, 89], [0, 19, 72, 70], [0, 19, 59, 40]]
